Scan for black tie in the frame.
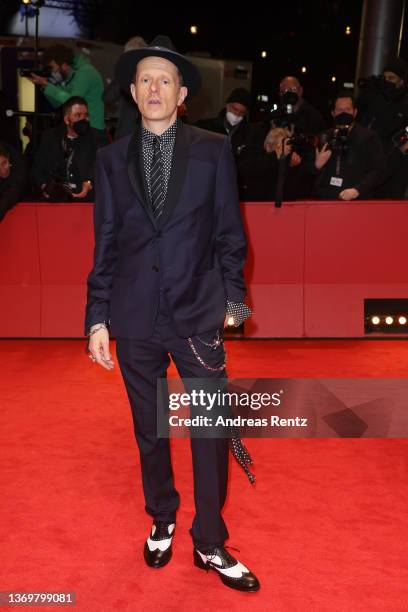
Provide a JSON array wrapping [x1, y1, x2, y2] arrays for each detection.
[[150, 136, 165, 219]]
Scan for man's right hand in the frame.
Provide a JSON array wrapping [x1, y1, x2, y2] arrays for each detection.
[[315, 143, 332, 169], [88, 327, 114, 370]]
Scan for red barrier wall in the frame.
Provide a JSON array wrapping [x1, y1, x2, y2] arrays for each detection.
[[1, 201, 407, 338]]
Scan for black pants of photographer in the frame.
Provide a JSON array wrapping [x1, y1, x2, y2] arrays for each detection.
[[115, 296, 229, 553]]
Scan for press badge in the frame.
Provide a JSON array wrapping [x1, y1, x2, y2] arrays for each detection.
[[330, 176, 343, 187]]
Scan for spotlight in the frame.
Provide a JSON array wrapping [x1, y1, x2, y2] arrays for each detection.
[[301, 66, 307, 73], [331, 76, 336, 82], [190, 25, 198, 35], [261, 51, 267, 58], [365, 300, 408, 334], [345, 26, 351, 35]]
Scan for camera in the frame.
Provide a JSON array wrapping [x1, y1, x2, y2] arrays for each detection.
[[20, 66, 51, 79], [319, 127, 350, 154], [270, 102, 296, 129], [43, 175, 79, 200], [286, 133, 316, 155]]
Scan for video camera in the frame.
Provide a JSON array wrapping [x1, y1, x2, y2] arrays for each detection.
[[286, 133, 316, 155], [20, 66, 51, 79]]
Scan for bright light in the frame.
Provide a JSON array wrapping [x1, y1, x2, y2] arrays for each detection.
[[371, 316, 380, 325], [227, 316, 235, 326], [261, 51, 267, 58], [301, 66, 307, 73], [331, 76, 336, 82], [385, 316, 394, 325], [190, 25, 198, 35], [399, 316, 407, 325], [345, 26, 351, 35]]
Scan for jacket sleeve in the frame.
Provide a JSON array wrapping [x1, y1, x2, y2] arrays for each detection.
[[44, 69, 91, 107], [355, 131, 385, 197], [0, 151, 27, 221], [84, 150, 119, 334], [214, 137, 247, 303]]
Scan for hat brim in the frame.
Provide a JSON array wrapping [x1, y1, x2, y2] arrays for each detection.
[[115, 47, 202, 97]]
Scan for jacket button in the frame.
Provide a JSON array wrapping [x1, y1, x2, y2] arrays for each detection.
[[152, 265, 159, 272]]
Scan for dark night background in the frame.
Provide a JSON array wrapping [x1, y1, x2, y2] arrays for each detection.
[[1, 0, 407, 117]]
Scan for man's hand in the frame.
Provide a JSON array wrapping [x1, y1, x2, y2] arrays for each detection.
[[26, 72, 48, 87], [290, 151, 302, 167], [88, 327, 114, 370], [339, 187, 359, 201], [41, 183, 50, 199], [72, 181, 93, 199], [224, 315, 234, 328], [315, 143, 332, 169]]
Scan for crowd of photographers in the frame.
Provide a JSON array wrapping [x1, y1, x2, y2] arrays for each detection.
[[0, 42, 407, 222]]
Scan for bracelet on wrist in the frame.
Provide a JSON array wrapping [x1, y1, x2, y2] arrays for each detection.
[[88, 323, 108, 336]]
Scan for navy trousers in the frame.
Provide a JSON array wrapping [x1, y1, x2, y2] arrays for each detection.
[[115, 296, 229, 552]]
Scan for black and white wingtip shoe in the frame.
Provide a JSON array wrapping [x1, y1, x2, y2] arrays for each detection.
[[193, 546, 260, 592], [143, 521, 175, 568]]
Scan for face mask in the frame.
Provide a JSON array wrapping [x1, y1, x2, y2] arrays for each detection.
[[281, 91, 299, 106], [383, 79, 397, 100], [226, 111, 244, 126], [72, 119, 90, 136], [50, 70, 63, 84], [334, 112, 354, 126]]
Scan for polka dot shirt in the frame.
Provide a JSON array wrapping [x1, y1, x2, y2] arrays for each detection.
[[141, 120, 177, 203]]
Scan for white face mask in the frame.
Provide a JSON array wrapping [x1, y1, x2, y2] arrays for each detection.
[[226, 111, 244, 126], [50, 70, 63, 84]]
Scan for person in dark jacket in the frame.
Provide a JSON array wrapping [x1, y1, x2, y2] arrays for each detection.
[[103, 35, 147, 140], [278, 75, 327, 135], [374, 126, 408, 199], [195, 87, 252, 157], [0, 141, 27, 221], [27, 44, 105, 130], [310, 92, 384, 200], [358, 57, 408, 152], [31, 96, 109, 201], [237, 126, 310, 201]]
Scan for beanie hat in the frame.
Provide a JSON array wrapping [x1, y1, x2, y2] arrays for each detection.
[[383, 57, 407, 80], [226, 87, 251, 108]]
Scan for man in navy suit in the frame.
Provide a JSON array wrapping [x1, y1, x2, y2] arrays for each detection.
[[85, 36, 259, 592]]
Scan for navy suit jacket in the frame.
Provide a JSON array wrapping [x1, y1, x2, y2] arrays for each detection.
[[85, 121, 247, 339]]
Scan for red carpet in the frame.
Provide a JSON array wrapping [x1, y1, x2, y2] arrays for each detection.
[[1, 339, 408, 611]]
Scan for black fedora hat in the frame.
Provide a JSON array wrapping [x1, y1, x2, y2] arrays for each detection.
[[115, 34, 202, 97]]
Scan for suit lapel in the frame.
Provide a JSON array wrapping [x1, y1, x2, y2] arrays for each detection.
[[126, 125, 157, 227], [157, 121, 190, 228], [126, 120, 191, 229]]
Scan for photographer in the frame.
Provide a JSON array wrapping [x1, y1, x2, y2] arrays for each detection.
[[236, 126, 309, 201], [358, 58, 408, 151], [311, 92, 384, 200], [277, 76, 326, 135], [26, 44, 105, 130], [31, 96, 109, 201], [195, 88, 252, 158], [374, 126, 408, 199]]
